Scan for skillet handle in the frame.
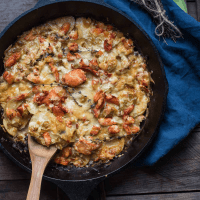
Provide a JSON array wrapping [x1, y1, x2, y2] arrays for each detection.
[[50, 178, 105, 200], [34, 0, 105, 9]]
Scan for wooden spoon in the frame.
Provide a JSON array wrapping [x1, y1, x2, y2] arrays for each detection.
[[26, 134, 57, 200]]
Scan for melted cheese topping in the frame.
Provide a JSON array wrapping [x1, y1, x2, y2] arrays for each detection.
[[0, 16, 152, 167]]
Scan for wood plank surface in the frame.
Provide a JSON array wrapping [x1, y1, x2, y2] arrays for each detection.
[[0, 0, 38, 32], [0, 0, 199, 200], [0, 180, 57, 200], [0, 151, 29, 180], [196, 0, 200, 21], [106, 192, 200, 200], [105, 128, 200, 195], [187, 1, 198, 20]]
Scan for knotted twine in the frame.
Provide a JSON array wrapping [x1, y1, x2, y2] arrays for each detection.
[[131, 0, 183, 42]]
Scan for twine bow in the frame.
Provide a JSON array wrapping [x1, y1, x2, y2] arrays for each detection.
[[131, 0, 183, 42]]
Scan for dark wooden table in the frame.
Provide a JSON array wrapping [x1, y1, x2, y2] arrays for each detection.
[[0, 0, 200, 199]]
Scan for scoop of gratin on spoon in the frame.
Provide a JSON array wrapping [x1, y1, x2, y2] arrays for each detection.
[[26, 134, 57, 200]]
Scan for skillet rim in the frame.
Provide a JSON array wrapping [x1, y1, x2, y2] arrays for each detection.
[[0, 0, 169, 182]]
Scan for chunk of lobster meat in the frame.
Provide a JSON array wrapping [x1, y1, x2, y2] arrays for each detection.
[[122, 38, 133, 49], [35, 88, 65, 106], [108, 125, 120, 134], [5, 52, 21, 67], [17, 104, 28, 116], [58, 53, 63, 58], [123, 105, 134, 115], [61, 147, 72, 158], [131, 126, 140, 134], [49, 63, 59, 82], [46, 91, 60, 104], [67, 52, 76, 61], [104, 39, 113, 52], [52, 106, 65, 121], [105, 71, 112, 78], [93, 90, 104, 102], [24, 31, 36, 41], [98, 118, 117, 126], [123, 115, 135, 125], [62, 69, 86, 87], [89, 58, 99, 71], [33, 91, 49, 105], [60, 22, 70, 34], [54, 156, 71, 166], [123, 124, 131, 135], [33, 93, 43, 104], [43, 132, 51, 147], [90, 126, 101, 136], [69, 30, 78, 40], [93, 108, 100, 118], [6, 108, 21, 120], [95, 50, 104, 57], [91, 28, 104, 36], [109, 32, 116, 39], [13, 52, 21, 61], [17, 106, 25, 116], [79, 59, 99, 76], [95, 96, 105, 110], [27, 73, 40, 83], [117, 39, 133, 55], [3, 71, 14, 84], [3, 71, 10, 80], [82, 66, 99, 76], [15, 93, 29, 101], [68, 43, 78, 51], [75, 136, 101, 155], [105, 94, 119, 106], [39, 36, 46, 43], [123, 124, 140, 135], [52, 105, 68, 119]]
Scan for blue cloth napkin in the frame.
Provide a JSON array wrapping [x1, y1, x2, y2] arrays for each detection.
[[105, 0, 200, 166]]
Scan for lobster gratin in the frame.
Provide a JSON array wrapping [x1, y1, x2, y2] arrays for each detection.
[[0, 16, 152, 167]]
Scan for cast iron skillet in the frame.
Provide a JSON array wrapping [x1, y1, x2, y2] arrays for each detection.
[[0, 0, 168, 199]]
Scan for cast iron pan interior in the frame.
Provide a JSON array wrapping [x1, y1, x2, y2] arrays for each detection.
[[0, 0, 168, 183]]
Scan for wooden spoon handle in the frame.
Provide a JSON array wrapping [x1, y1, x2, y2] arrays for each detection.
[[26, 155, 49, 200]]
